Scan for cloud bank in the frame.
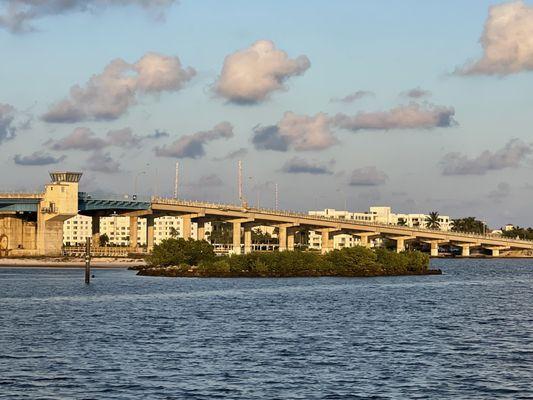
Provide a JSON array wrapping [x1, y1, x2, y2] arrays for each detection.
[[85, 151, 121, 173], [252, 112, 336, 151], [214, 40, 310, 104], [349, 167, 388, 186], [281, 157, 334, 175], [0, 0, 177, 33], [155, 122, 234, 158], [333, 103, 456, 132], [43, 52, 195, 123], [440, 139, 532, 175], [457, 1, 533, 75], [14, 151, 66, 166], [0, 103, 17, 144]]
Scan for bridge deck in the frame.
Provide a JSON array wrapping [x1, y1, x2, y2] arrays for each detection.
[[151, 197, 533, 250]]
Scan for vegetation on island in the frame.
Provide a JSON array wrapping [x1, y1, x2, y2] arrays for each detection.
[[138, 238, 435, 278]]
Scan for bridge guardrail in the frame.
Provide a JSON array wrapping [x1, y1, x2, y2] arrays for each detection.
[[151, 196, 533, 246]]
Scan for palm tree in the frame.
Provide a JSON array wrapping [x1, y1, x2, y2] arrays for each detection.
[[425, 211, 441, 230]]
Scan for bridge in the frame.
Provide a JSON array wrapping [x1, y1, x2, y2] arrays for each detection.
[[1, 172, 532, 257]]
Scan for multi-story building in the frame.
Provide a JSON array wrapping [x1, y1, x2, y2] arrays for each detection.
[[63, 214, 92, 246], [307, 207, 452, 250], [63, 215, 202, 246]]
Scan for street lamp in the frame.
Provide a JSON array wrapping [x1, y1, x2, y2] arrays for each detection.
[[133, 171, 146, 200]]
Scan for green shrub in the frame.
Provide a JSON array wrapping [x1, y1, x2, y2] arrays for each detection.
[[146, 238, 215, 267]]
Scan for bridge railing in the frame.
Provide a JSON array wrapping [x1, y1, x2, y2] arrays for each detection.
[[151, 197, 533, 246], [0, 192, 44, 199]]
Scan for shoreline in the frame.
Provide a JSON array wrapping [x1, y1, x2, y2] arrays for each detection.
[[0, 257, 146, 269]]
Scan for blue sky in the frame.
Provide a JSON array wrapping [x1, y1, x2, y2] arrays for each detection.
[[1, 0, 532, 227]]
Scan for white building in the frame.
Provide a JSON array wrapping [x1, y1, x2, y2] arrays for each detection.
[[63, 215, 203, 246], [307, 207, 452, 250]]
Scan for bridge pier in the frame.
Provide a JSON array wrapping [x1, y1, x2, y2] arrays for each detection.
[[197, 221, 205, 241], [390, 236, 415, 253], [354, 232, 377, 248], [146, 215, 155, 252], [320, 229, 335, 254], [232, 221, 242, 255], [430, 241, 439, 257], [129, 216, 138, 251], [91, 214, 100, 246], [244, 225, 252, 254], [287, 227, 298, 251], [182, 215, 192, 240], [485, 246, 509, 257], [458, 244, 471, 257]]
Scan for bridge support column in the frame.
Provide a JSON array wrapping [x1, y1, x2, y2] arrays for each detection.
[[430, 242, 439, 257], [91, 215, 100, 246], [129, 216, 138, 251], [320, 229, 334, 254], [244, 225, 252, 254], [146, 215, 155, 253], [390, 236, 415, 253], [486, 246, 509, 257], [182, 215, 192, 240], [232, 221, 242, 255], [459, 245, 470, 257], [278, 226, 287, 251], [287, 228, 297, 251], [355, 232, 375, 248], [197, 221, 205, 241]]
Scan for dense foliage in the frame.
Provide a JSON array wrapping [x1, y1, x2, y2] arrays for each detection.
[[140, 239, 431, 278], [451, 217, 486, 234], [146, 238, 216, 267], [502, 227, 533, 240]]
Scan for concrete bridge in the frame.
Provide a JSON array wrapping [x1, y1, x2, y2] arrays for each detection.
[[1, 171, 532, 257]]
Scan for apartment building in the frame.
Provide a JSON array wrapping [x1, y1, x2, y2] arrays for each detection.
[[63, 215, 203, 246], [307, 206, 452, 250]]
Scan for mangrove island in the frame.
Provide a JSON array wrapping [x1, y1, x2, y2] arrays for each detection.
[[136, 238, 441, 278]]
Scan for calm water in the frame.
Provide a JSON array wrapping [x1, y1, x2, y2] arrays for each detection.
[[0, 259, 532, 399]]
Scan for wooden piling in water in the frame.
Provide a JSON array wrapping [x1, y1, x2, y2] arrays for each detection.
[[85, 237, 91, 284]]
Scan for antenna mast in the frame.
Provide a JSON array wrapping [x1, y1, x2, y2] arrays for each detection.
[[238, 160, 243, 206], [174, 161, 179, 199], [275, 183, 279, 210]]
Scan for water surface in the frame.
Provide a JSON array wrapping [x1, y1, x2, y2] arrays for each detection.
[[1, 259, 532, 399]]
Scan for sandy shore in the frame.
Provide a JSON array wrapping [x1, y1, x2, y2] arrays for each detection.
[[0, 257, 146, 268]]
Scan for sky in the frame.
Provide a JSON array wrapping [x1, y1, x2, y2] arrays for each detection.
[[1, 0, 532, 228]]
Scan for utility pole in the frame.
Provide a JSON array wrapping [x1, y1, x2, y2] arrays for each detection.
[[174, 161, 179, 199]]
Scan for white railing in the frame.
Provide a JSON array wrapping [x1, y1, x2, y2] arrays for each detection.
[[62, 246, 146, 257], [151, 196, 533, 246], [0, 192, 44, 199]]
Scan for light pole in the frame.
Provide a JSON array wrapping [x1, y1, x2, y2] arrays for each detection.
[[336, 188, 347, 211], [133, 171, 146, 199]]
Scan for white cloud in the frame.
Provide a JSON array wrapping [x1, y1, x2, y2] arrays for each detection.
[[333, 103, 456, 132], [253, 112, 337, 151], [214, 40, 310, 104], [441, 139, 532, 175], [457, 1, 533, 75], [43, 52, 195, 123], [155, 122, 234, 158], [0, 103, 17, 144], [349, 167, 388, 186]]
